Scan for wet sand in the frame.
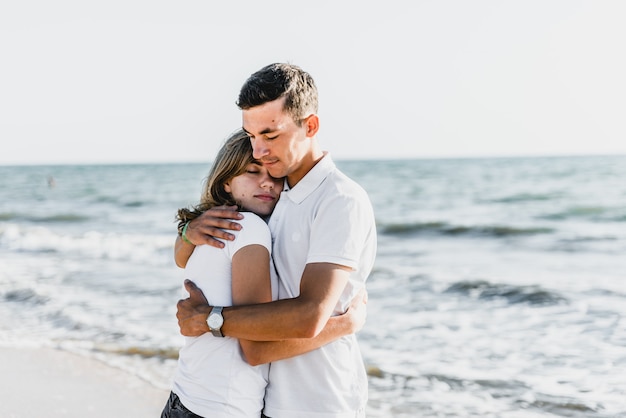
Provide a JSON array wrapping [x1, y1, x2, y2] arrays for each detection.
[[0, 346, 169, 418]]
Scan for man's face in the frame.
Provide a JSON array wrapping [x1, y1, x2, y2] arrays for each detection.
[[242, 97, 310, 183]]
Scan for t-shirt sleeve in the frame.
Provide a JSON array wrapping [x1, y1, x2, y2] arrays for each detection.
[[228, 213, 272, 258], [307, 189, 375, 270]]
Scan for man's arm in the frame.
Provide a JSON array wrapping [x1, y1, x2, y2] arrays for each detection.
[[217, 235, 363, 366], [240, 289, 367, 366], [177, 262, 351, 341], [174, 206, 243, 268]]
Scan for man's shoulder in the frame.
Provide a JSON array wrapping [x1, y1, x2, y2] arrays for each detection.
[[325, 167, 370, 199], [315, 169, 375, 225]]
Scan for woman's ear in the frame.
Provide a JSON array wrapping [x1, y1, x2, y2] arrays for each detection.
[[224, 181, 232, 193]]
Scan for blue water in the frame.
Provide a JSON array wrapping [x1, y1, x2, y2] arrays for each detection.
[[1, 156, 625, 417]]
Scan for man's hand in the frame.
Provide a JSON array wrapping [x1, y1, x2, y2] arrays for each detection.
[[186, 205, 243, 248], [343, 288, 368, 334], [176, 280, 213, 337], [175, 206, 243, 268]]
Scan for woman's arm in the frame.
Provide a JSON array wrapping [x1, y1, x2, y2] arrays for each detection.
[[174, 235, 195, 268], [231, 244, 367, 366], [231, 244, 273, 306]]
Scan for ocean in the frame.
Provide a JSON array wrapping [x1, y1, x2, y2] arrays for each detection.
[[1, 156, 625, 417]]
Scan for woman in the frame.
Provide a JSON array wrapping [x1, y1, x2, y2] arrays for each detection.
[[162, 129, 364, 418]]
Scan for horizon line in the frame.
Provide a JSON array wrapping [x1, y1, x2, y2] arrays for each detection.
[[2, 152, 626, 167]]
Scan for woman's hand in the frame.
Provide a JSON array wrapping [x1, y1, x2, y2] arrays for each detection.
[[342, 288, 368, 334]]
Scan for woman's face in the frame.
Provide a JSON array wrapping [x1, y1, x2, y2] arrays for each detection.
[[224, 162, 282, 217]]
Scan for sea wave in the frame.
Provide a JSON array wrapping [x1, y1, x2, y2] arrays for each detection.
[[488, 192, 560, 203], [0, 224, 172, 264], [367, 368, 604, 418], [540, 205, 626, 222], [92, 195, 148, 208], [95, 344, 180, 360], [444, 280, 567, 306], [379, 221, 554, 238], [93, 346, 397, 372], [525, 394, 599, 417], [0, 212, 90, 223], [3, 288, 50, 305]]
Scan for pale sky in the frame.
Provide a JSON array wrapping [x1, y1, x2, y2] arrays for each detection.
[[1, 1, 625, 165]]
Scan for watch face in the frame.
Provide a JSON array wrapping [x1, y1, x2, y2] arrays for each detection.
[[208, 313, 223, 330]]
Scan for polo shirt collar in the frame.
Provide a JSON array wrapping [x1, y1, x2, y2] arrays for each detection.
[[282, 152, 335, 204]]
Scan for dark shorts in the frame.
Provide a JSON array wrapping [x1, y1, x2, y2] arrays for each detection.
[[160, 392, 203, 418], [161, 391, 270, 418]]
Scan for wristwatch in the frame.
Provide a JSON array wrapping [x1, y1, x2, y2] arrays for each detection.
[[207, 306, 224, 337]]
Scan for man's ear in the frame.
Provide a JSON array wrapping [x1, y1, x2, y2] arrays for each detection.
[[304, 114, 319, 138]]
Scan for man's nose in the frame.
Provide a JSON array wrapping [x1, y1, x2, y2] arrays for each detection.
[[250, 137, 269, 159]]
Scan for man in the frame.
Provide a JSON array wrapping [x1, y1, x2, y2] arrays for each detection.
[[176, 63, 377, 417]]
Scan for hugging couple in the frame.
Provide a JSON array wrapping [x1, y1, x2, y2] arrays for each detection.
[[161, 62, 377, 418]]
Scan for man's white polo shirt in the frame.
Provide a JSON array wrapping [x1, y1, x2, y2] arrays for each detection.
[[264, 153, 377, 418]]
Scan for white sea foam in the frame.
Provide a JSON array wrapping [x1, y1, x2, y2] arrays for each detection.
[[1, 223, 173, 265]]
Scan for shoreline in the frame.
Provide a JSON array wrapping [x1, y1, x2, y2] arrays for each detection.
[[0, 346, 169, 418]]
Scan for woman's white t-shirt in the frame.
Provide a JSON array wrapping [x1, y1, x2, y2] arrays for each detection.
[[172, 213, 276, 417]]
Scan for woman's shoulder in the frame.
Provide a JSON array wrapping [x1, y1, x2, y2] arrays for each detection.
[[229, 212, 271, 251], [238, 211, 268, 226]]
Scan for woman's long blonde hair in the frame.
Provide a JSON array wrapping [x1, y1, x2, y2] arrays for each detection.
[[176, 129, 255, 226]]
